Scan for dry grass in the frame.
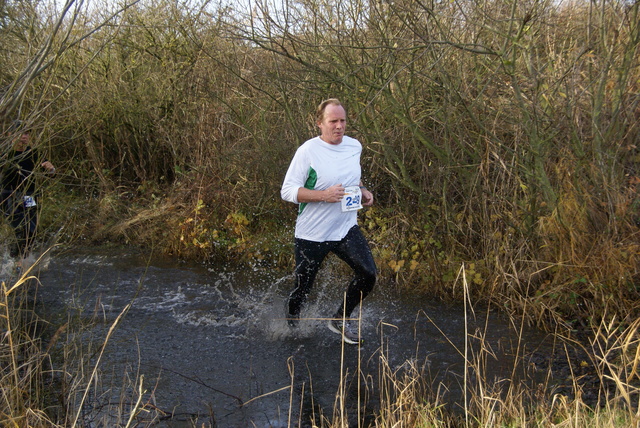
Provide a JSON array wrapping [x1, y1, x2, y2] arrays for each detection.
[[1, 0, 640, 425], [1, 271, 56, 425]]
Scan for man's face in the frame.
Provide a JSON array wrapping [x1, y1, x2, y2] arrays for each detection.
[[318, 104, 346, 145], [14, 132, 30, 151]]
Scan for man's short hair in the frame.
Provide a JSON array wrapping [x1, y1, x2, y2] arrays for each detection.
[[9, 120, 29, 134], [316, 99, 345, 123], [10, 120, 23, 131]]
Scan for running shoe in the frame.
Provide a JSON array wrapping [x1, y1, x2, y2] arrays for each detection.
[[327, 318, 363, 345]]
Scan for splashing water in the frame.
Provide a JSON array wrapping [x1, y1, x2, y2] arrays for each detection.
[[31, 248, 550, 427]]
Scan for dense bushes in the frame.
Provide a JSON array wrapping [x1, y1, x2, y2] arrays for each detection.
[[1, 0, 639, 325]]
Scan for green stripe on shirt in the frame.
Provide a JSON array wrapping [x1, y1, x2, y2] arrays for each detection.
[[298, 166, 318, 215]]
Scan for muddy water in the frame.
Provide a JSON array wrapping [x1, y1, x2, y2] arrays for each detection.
[[27, 248, 548, 427]]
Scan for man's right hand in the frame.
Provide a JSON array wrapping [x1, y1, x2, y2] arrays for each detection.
[[322, 184, 345, 203]]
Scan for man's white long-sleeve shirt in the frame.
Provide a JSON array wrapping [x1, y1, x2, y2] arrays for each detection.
[[281, 136, 362, 242]]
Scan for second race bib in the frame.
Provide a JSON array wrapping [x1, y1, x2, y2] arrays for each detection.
[[23, 195, 37, 208]]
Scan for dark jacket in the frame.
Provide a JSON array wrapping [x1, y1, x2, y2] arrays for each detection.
[[1, 146, 39, 195]]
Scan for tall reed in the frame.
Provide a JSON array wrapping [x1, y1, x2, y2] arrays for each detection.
[[1, 258, 56, 426]]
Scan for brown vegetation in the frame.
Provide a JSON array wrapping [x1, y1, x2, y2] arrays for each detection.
[[1, 0, 640, 424], [3, 0, 640, 312], [3, 0, 639, 326]]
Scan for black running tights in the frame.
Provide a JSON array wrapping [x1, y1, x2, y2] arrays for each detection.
[[288, 225, 377, 319]]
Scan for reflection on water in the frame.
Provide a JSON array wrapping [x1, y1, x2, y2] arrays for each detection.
[[16, 247, 549, 427]]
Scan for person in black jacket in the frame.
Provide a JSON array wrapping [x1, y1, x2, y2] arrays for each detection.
[[2, 121, 55, 259]]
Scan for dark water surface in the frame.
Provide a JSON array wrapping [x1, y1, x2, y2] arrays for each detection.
[[25, 248, 549, 427]]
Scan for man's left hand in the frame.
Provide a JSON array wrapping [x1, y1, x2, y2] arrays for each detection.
[[361, 188, 374, 207], [41, 161, 56, 173]]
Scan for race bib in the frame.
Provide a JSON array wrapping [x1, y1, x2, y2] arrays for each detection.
[[341, 186, 362, 212], [23, 195, 36, 208]]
